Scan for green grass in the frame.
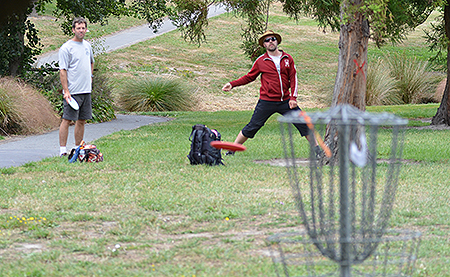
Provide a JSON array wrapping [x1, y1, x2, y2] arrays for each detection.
[[367, 103, 439, 118], [1, 109, 449, 276], [2, 4, 448, 276], [31, 2, 147, 54], [97, 4, 443, 110]]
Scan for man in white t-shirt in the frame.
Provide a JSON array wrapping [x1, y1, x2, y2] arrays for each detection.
[[58, 17, 95, 156]]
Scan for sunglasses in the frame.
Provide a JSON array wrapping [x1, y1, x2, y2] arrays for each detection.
[[264, 36, 277, 43]]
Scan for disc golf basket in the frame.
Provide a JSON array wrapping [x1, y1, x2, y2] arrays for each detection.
[[267, 104, 421, 277]]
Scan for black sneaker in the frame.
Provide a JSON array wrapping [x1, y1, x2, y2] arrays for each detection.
[[314, 145, 323, 160], [225, 151, 235, 156]]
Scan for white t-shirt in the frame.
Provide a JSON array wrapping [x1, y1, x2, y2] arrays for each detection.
[[59, 40, 94, 95], [269, 54, 281, 72]]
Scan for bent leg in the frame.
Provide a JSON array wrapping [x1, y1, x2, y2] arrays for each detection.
[[227, 100, 275, 155], [241, 100, 276, 140], [234, 131, 248, 144], [279, 103, 320, 149], [226, 130, 249, 155]]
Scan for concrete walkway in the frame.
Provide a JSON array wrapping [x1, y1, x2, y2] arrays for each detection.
[[0, 115, 171, 168], [1, 6, 228, 168]]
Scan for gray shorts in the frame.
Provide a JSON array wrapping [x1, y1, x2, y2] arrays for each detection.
[[62, 93, 92, 121]]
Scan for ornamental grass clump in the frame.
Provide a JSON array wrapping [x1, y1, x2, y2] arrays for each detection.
[[365, 54, 443, 106], [0, 86, 14, 132], [0, 77, 60, 135], [118, 76, 196, 112], [387, 53, 440, 104], [366, 57, 401, 106]]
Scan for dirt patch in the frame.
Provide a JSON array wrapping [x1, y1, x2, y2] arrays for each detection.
[[14, 243, 44, 253], [408, 118, 450, 130], [0, 213, 305, 264], [255, 158, 422, 167], [255, 158, 309, 167]]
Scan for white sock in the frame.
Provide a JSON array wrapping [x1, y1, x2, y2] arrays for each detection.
[[60, 146, 67, 155]]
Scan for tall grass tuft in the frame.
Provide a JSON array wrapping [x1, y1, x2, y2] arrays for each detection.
[[386, 53, 439, 104], [0, 77, 60, 135], [366, 57, 401, 106], [90, 58, 116, 122], [0, 86, 14, 134], [322, 54, 442, 107], [118, 76, 196, 112]]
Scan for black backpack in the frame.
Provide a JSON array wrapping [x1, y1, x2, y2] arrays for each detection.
[[187, 124, 224, 166]]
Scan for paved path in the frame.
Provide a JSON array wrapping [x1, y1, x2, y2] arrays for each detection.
[[0, 115, 171, 168], [2, 5, 228, 168]]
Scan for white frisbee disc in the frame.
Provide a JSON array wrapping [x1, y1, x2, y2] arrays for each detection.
[[67, 97, 79, 110]]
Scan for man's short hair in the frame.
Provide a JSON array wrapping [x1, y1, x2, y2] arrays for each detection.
[[72, 17, 87, 29]]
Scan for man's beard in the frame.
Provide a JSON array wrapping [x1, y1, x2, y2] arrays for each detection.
[[76, 33, 85, 40], [266, 44, 277, 52]]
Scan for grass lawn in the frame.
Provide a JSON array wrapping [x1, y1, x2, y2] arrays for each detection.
[[30, 1, 147, 54], [1, 108, 449, 276], [1, 3, 448, 277]]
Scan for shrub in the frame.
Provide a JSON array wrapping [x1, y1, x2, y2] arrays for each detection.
[[117, 76, 197, 112], [386, 53, 441, 104], [90, 58, 116, 122], [366, 57, 401, 106], [323, 54, 443, 107], [0, 86, 15, 134], [22, 63, 62, 115], [0, 77, 60, 135], [23, 58, 116, 123]]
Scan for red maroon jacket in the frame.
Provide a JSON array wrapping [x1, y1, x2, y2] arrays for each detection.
[[230, 51, 298, 102]]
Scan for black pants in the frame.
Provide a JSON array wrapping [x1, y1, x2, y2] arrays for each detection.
[[241, 99, 309, 138]]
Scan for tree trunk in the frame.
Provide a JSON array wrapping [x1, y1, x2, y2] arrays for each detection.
[[324, 2, 370, 162], [8, 13, 26, 77], [331, 10, 369, 110], [0, 0, 37, 77], [431, 3, 450, 126], [1, 0, 33, 25]]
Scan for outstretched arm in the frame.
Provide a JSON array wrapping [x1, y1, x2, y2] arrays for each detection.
[[222, 83, 232, 91]]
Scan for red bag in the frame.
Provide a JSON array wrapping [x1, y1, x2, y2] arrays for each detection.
[[79, 144, 104, 163]]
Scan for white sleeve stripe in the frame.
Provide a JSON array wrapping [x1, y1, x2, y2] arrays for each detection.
[[293, 65, 298, 98]]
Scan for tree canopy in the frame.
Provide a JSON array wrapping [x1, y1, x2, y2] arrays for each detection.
[[0, 0, 130, 76], [0, 0, 446, 80]]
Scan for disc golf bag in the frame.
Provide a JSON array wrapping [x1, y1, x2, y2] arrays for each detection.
[[187, 124, 224, 166], [79, 144, 104, 163], [69, 144, 103, 163]]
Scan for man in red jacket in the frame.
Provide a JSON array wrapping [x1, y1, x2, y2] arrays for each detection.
[[222, 30, 315, 154]]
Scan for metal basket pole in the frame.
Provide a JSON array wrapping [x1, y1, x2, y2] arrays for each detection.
[[270, 104, 417, 277], [339, 123, 351, 277]]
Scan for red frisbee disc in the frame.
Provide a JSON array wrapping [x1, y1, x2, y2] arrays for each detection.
[[210, 141, 247, 152]]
